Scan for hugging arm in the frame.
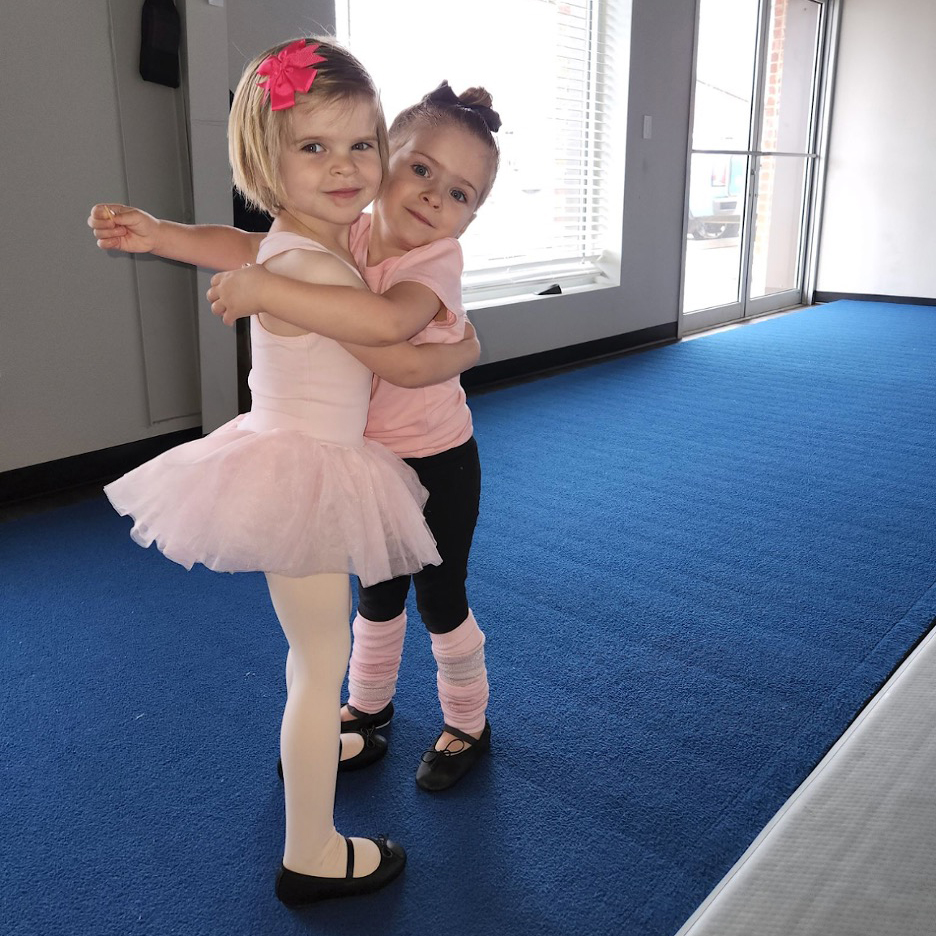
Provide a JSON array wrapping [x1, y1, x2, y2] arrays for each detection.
[[261, 251, 479, 388], [207, 267, 443, 346], [343, 321, 480, 389]]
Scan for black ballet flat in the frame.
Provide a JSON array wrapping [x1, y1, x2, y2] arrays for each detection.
[[275, 835, 406, 906], [415, 721, 491, 792], [277, 727, 388, 780], [342, 701, 394, 733], [337, 727, 388, 773]]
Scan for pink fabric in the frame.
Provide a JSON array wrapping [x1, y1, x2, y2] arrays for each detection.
[[429, 611, 489, 734], [349, 214, 474, 459], [104, 231, 441, 586], [346, 610, 408, 713]]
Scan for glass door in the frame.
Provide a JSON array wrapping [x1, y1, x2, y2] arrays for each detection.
[[681, 0, 828, 333]]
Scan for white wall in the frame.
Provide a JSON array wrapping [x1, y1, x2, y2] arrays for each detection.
[[1, 0, 697, 476], [816, 0, 936, 299]]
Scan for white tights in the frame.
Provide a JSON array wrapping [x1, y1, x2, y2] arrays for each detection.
[[265, 572, 380, 878]]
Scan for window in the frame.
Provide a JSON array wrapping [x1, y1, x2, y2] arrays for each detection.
[[337, 0, 629, 302]]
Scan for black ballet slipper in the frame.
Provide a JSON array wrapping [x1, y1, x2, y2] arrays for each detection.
[[275, 835, 406, 906], [337, 726, 388, 773], [276, 727, 388, 780], [342, 701, 394, 733], [415, 720, 491, 792]]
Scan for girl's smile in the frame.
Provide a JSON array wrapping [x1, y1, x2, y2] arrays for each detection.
[[405, 207, 434, 227], [327, 187, 367, 200]]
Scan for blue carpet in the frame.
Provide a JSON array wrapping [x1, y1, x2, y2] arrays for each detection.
[[2, 300, 935, 936]]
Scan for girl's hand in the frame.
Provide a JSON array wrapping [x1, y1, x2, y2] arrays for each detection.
[[87, 204, 160, 253], [206, 264, 270, 326]]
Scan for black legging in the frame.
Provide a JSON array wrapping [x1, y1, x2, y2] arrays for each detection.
[[357, 436, 481, 634]]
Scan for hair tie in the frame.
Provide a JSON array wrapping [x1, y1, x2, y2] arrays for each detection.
[[257, 39, 327, 111], [425, 81, 502, 133]]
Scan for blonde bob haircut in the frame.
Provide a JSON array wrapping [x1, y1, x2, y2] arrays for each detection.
[[229, 37, 389, 215]]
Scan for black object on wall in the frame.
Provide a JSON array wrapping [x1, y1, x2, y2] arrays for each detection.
[[140, 0, 181, 88]]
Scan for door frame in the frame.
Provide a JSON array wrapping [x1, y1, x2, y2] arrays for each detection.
[[677, 0, 842, 338]]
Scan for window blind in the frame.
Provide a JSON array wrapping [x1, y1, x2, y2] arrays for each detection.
[[338, 0, 625, 300]]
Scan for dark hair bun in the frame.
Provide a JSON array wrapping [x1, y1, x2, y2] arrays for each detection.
[[407, 80, 502, 135], [457, 87, 494, 110]]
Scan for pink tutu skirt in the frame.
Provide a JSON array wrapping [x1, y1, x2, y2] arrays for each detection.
[[104, 416, 441, 587]]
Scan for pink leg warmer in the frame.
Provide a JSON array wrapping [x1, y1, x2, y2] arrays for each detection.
[[430, 611, 489, 734], [346, 611, 407, 714]]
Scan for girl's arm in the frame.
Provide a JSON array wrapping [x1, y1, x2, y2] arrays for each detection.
[[88, 204, 262, 270], [259, 249, 479, 387], [342, 322, 480, 389], [206, 264, 442, 347]]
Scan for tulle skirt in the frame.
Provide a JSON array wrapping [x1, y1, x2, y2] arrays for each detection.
[[104, 416, 441, 587]]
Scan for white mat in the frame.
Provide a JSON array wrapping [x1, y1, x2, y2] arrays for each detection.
[[676, 624, 936, 936]]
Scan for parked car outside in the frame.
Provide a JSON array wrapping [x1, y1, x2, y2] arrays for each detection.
[[688, 153, 746, 238]]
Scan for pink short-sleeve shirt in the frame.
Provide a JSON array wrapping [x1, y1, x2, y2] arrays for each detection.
[[349, 214, 474, 459]]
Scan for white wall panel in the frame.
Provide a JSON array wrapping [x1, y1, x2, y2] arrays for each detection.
[[817, 0, 936, 299]]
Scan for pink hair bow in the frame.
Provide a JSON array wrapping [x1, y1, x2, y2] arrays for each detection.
[[257, 40, 327, 111]]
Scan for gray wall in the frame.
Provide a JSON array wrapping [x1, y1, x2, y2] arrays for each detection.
[[816, 0, 936, 299], [1, 0, 696, 475], [1, 0, 204, 473]]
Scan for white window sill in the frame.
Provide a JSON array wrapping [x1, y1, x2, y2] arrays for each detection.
[[464, 272, 619, 312]]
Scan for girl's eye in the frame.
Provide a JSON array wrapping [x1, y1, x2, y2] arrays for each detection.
[[303, 143, 324, 154], [412, 164, 429, 177], [451, 189, 467, 204], [352, 142, 373, 151]]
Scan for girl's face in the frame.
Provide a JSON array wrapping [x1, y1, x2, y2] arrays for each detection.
[[277, 96, 383, 229], [377, 124, 495, 252]]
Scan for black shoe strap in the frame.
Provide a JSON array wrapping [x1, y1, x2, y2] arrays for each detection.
[[345, 836, 354, 879], [440, 724, 481, 747]]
